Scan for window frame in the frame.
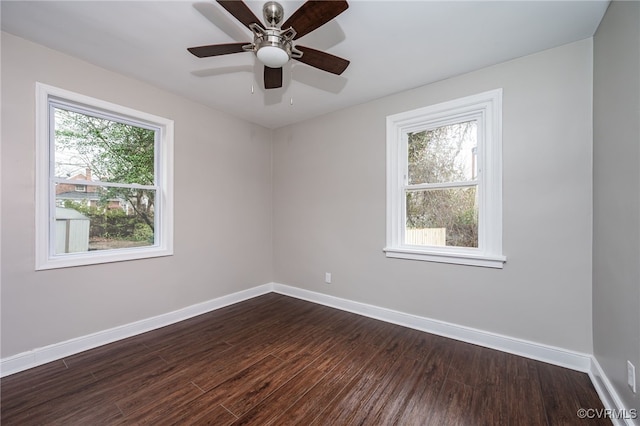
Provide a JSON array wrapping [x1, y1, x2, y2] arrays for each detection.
[[35, 83, 174, 270], [384, 89, 505, 268]]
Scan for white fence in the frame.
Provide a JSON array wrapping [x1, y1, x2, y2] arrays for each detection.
[[405, 228, 446, 246]]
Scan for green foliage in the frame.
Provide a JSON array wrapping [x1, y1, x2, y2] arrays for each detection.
[[406, 188, 478, 247], [408, 121, 476, 184], [55, 108, 155, 231], [62, 201, 151, 242], [406, 121, 479, 247], [132, 222, 154, 243]]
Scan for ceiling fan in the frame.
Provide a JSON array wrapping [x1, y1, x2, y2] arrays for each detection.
[[188, 0, 350, 90]]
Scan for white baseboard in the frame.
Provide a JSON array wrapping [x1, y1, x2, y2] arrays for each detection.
[[0, 281, 597, 376], [0, 284, 272, 377], [2, 281, 633, 426], [271, 283, 592, 372], [589, 358, 638, 426]]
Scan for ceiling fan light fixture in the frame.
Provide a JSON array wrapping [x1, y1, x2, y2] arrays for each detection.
[[257, 45, 289, 68]]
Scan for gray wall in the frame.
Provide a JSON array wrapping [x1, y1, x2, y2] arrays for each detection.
[[273, 39, 595, 353], [593, 1, 640, 411], [0, 28, 612, 368], [0, 33, 273, 358]]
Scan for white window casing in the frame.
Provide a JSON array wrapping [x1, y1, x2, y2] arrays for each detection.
[[385, 89, 506, 268], [35, 83, 174, 270]]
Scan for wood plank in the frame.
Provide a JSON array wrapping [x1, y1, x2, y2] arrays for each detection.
[[231, 366, 327, 425], [0, 360, 96, 418], [507, 378, 549, 425], [151, 336, 233, 364], [0, 384, 123, 425], [427, 379, 475, 425], [1, 354, 171, 424], [273, 343, 378, 424], [537, 360, 612, 425], [348, 355, 424, 425], [186, 340, 285, 392], [115, 372, 203, 417], [446, 340, 485, 386], [142, 354, 287, 423], [114, 382, 205, 424], [222, 351, 319, 416], [393, 338, 457, 425], [503, 356, 548, 425], [308, 338, 410, 424]]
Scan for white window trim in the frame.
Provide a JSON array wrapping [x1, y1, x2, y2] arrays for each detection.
[[35, 83, 174, 270], [384, 89, 505, 268]]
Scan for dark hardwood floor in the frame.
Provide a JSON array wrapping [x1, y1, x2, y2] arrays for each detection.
[[1, 293, 610, 425]]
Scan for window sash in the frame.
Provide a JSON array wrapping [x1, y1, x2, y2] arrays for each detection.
[[49, 98, 160, 133], [49, 101, 160, 185], [52, 178, 158, 191], [401, 117, 482, 252], [402, 183, 480, 249], [405, 180, 477, 191]]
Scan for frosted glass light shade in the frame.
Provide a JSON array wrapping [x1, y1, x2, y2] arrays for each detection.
[[257, 45, 289, 68]]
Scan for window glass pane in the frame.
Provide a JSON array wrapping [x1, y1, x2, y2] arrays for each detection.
[[408, 121, 477, 184], [55, 186, 155, 253], [405, 187, 478, 248], [54, 108, 155, 185]]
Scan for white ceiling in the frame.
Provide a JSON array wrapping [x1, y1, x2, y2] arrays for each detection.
[[2, 1, 609, 129]]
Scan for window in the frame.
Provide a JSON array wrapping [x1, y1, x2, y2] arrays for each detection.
[[36, 83, 174, 270], [385, 89, 505, 268]]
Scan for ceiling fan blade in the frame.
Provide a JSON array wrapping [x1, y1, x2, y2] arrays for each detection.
[[282, 1, 348, 40], [264, 66, 283, 89], [295, 45, 349, 75], [187, 42, 248, 58], [216, 0, 264, 30]]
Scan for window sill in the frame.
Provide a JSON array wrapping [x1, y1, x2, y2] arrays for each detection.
[[35, 246, 173, 271], [383, 246, 506, 269]]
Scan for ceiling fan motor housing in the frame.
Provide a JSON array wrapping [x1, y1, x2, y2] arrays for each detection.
[[252, 2, 303, 68], [248, 24, 300, 67], [256, 31, 292, 67]]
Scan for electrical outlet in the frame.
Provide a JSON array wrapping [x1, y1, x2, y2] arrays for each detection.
[[628, 361, 636, 393], [325, 272, 332, 284]]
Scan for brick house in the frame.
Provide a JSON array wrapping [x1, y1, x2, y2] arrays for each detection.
[[55, 168, 123, 210]]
